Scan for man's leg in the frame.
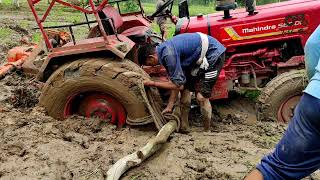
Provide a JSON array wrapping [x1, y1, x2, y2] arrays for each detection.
[[197, 53, 225, 131], [180, 89, 191, 132], [159, 22, 169, 40], [196, 93, 212, 131], [246, 93, 320, 180]]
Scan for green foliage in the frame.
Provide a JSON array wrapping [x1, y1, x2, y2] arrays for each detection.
[[237, 0, 284, 6], [142, 2, 215, 16], [118, 0, 141, 13], [124, 0, 140, 12], [32, 33, 42, 43], [0, 28, 12, 39], [241, 90, 261, 101]]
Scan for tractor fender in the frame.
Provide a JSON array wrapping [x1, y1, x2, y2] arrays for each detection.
[[39, 57, 165, 128], [35, 35, 135, 82]]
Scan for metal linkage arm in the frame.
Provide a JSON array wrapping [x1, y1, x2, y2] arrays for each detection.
[[27, 0, 110, 50]]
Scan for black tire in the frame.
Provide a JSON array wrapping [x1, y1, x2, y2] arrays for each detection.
[[39, 57, 154, 124], [256, 70, 307, 122]]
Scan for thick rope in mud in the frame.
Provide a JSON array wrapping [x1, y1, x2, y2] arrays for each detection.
[[136, 81, 168, 130], [106, 80, 181, 180], [106, 113, 179, 180]]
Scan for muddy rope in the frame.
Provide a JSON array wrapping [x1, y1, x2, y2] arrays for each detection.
[[106, 113, 180, 180], [106, 78, 181, 180], [137, 80, 181, 130]]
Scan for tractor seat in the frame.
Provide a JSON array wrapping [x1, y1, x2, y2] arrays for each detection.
[[122, 26, 150, 37], [100, 5, 149, 38]]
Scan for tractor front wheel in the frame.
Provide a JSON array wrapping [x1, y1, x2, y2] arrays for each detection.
[[39, 57, 153, 127], [256, 70, 307, 123]]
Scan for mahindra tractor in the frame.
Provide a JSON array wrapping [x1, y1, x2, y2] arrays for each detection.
[[174, 0, 320, 123], [20, 0, 320, 129]]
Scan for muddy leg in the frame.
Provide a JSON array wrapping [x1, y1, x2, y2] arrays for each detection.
[[196, 93, 212, 131], [180, 89, 191, 132]]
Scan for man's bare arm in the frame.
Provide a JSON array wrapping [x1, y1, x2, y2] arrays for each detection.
[[163, 90, 179, 113], [144, 80, 183, 90]]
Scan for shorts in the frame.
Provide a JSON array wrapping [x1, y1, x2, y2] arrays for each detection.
[[185, 52, 225, 98], [256, 93, 320, 180]]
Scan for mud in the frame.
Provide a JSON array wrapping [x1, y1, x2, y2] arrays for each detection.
[[0, 100, 319, 179], [0, 72, 41, 110], [0, 104, 274, 180]]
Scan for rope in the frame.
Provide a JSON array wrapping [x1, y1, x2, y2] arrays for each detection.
[[138, 80, 180, 131], [137, 80, 166, 130], [162, 112, 180, 132]]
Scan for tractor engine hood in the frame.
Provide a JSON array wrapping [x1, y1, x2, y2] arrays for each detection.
[[176, 0, 320, 47]]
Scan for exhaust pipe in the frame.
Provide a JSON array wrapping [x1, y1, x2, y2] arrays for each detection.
[[178, 0, 189, 19], [245, 0, 257, 15], [215, 0, 237, 19]]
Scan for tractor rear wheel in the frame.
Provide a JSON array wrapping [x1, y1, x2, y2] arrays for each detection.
[[256, 70, 307, 123], [39, 57, 154, 127]]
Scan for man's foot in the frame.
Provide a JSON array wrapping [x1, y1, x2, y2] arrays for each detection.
[[203, 118, 211, 132], [204, 126, 211, 132], [179, 128, 191, 134]]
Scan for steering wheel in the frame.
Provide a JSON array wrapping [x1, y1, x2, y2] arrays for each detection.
[[147, 0, 174, 20]]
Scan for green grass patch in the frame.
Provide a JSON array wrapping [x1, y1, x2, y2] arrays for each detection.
[[32, 32, 42, 43], [142, 2, 215, 16], [0, 28, 13, 39], [241, 90, 261, 101]]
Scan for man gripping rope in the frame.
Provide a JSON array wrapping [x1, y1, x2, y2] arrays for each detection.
[[139, 33, 226, 132]]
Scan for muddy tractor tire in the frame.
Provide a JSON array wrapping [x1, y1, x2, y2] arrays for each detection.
[[256, 70, 307, 123], [39, 57, 155, 127]]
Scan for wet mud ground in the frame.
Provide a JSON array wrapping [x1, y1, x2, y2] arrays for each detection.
[[0, 74, 319, 180], [1, 7, 320, 180], [0, 75, 286, 180]]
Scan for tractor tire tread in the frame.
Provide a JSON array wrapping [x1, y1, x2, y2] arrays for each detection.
[[256, 70, 307, 122], [40, 57, 150, 121]]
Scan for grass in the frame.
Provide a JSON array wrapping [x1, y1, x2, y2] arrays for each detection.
[[0, 1, 282, 42], [143, 2, 216, 38], [0, 28, 13, 39], [32, 32, 42, 43], [142, 2, 216, 16], [241, 90, 261, 101], [0, 1, 216, 40]]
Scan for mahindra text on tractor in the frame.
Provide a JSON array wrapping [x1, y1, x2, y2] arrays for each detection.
[[14, 0, 320, 129]]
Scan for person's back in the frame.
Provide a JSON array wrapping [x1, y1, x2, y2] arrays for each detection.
[[304, 25, 320, 98], [156, 0, 167, 25], [156, 0, 169, 39], [157, 33, 226, 70], [142, 32, 226, 132]]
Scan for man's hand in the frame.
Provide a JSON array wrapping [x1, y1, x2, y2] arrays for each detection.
[[143, 80, 154, 86], [171, 15, 178, 24], [162, 105, 173, 114], [144, 80, 181, 90]]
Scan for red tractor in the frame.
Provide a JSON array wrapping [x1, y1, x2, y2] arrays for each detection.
[[175, 0, 320, 123], [25, 0, 168, 129], [22, 0, 320, 129]]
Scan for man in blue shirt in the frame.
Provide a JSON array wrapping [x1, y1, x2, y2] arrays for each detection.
[[245, 25, 320, 180], [139, 33, 226, 132]]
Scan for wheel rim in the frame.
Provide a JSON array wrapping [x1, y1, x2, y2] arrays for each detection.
[[64, 92, 126, 127], [277, 94, 301, 123]]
